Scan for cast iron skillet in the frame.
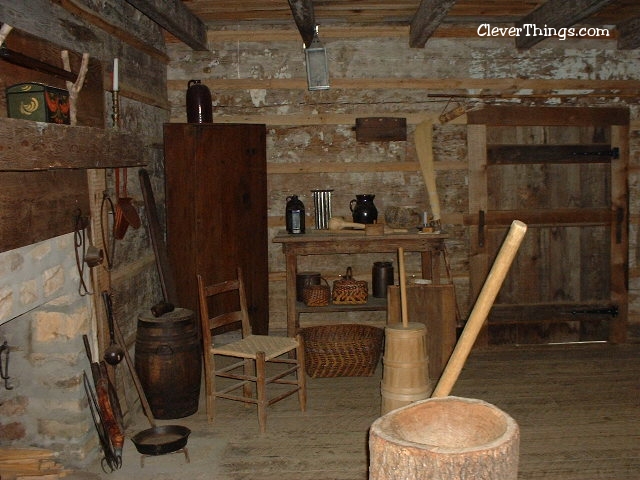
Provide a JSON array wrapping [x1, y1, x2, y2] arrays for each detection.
[[131, 425, 191, 456]]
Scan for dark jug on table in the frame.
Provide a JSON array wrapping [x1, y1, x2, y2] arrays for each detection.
[[186, 80, 213, 123], [350, 194, 378, 224], [286, 195, 306, 234]]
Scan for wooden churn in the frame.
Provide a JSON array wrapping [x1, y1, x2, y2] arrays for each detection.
[[380, 247, 431, 415], [370, 220, 528, 479]]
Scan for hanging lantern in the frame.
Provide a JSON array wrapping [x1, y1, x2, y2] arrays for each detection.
[[305, 29, 330, 91]]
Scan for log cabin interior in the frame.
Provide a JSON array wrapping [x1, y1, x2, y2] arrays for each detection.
[[0, 0, 639, 478]]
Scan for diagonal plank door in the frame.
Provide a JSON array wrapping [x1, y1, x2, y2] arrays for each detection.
[[467, 107, 629, 345]]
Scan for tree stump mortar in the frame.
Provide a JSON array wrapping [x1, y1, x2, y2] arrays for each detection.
[[369, 396, 519, 479]]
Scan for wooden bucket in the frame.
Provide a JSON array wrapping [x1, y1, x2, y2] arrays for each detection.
[[380, 322, 431, 415], [135, 308, 202, 419], [370, 396, 520, 479]]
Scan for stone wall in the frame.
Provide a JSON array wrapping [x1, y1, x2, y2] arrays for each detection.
[[0, 0, 169, 466]]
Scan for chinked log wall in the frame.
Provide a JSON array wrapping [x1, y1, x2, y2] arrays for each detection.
[[165, 26, 640, 339]]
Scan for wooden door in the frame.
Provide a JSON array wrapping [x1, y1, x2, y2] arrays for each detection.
[[466, 107, 629, 345], [164, 123, 269, 335]]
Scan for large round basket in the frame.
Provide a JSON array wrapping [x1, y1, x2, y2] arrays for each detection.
[[299, 324, 384, 378]]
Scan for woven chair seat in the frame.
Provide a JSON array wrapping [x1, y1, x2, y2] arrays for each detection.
[[213, 335, 299, 359]]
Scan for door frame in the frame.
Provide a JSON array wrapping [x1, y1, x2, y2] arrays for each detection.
[[466, 106, 629, 345]]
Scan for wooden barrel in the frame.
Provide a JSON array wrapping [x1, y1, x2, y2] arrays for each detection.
[[380, 322, 431, 415], [369, 396, 520, 479], [135, 308, 201, 419]]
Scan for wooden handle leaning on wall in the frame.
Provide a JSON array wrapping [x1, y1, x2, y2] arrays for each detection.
[[431, 220, 527, 398], [397, 247, 409, 328], [415, 120, 441, 221]]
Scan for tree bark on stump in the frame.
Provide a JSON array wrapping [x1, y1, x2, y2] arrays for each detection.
[[369, 396, 519, 480]]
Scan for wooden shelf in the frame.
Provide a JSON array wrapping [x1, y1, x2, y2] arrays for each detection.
[[297, 296, 388, 313], [0, 117, 144, 171]]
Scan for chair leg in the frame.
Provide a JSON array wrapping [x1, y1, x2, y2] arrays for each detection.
[[256, 351, 267, 434], [295, 334, 307, 412], [243, 358, 253, 405], [206, 353, 216, 423]]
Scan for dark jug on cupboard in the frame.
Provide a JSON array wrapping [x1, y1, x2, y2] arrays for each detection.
[[350, 194, 378, 224], [186, 80, 213, 123]]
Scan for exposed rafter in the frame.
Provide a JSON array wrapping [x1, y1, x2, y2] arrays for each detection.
[[124, 0, 208, 51], [617, 16, 640, 49], [287, 0, 316, 47], [514, 0, 615, 49], [409, 0, 457, 48]]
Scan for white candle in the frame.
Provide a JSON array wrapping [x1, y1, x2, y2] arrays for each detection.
[[113, 58, 119, 92]]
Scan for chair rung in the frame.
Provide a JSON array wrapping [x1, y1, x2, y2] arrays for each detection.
[[265, 365, 299, 384], [217, 371, 256, 382], [217, 380, 253, 395], [266, 386, 301, 407], [216, 391, 258, 405]]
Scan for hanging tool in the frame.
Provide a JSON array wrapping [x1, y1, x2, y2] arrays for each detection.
[[139, 168, 179, 305], [100, 191, 116, 270], [82, 335, 124, 470], [114, 168, 141, 240], [73, 209, 96, 296], [102, 292, 124, 366], [82, 372, 121, 472], [0, 341, 13, 390]]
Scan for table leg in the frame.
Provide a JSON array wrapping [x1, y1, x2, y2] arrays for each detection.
[[285, 250, 298, 337], [421, 249, 442, 284]]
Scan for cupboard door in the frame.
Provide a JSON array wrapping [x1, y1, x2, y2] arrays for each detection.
[[165, 124, 269, 334], [467, 108, 628, 345]]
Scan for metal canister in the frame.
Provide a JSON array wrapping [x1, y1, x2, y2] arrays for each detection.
[[311, 189, 333, 229], [372, 261, 394, 298]]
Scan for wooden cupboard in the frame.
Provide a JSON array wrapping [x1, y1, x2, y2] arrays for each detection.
[[164, 123, 269, 334]]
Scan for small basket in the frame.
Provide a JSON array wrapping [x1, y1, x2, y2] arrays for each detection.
[[302, 278, 331, 307], [300, 324, 384, 378], [332, 266, 368, 304]]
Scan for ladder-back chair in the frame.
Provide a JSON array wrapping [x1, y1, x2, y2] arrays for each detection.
[[196, 268, 307, 433]]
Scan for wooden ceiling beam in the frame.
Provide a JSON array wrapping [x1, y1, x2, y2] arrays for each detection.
[[409, 0, 457, 48], [617, 16, 640, 49], [515, 0, 616, 49], [287, 0, 316, 47], [124, 0, 208, 51]]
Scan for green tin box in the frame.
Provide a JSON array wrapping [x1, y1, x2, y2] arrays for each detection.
[[6, 83, 70, 124]]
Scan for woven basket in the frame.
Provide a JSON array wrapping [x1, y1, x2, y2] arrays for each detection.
[[302, 278, 331, 307], [300, 324, 384, 378], [332, 266, 368, 304]]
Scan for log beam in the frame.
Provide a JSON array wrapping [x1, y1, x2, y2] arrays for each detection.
[[287, 0, 316, 47], [409, 0, 457, 48], [617, 16, 640, 49], [124, 0, 208, 51], [515, 0, 616, 49]]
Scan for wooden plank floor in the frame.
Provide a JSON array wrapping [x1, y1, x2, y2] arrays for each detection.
[[75, 342, 639, 479]]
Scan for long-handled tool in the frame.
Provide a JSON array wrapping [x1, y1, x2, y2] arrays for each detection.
[[111, 311, 191, 460], [431, 220, 527, 397]]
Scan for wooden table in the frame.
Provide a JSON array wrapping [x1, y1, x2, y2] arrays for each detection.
[[273, 230, 449, 337]]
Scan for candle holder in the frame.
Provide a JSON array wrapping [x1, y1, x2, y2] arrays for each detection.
[[111, 90, 120, 129]]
